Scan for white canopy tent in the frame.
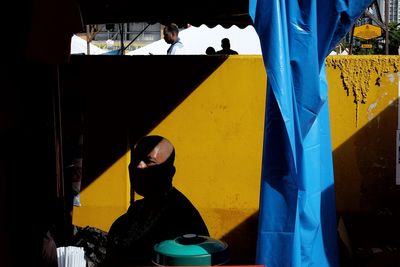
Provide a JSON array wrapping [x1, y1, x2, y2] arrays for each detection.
[[126, 25, 262, 55], [70, 34, 107, 55]]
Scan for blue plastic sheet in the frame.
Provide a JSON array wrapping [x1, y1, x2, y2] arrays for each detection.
[[250, 1, 373, 266]]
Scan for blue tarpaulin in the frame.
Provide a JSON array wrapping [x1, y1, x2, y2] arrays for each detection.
[[250, 1, 373, 266]]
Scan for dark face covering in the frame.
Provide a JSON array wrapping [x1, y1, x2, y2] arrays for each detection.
[[129, 136, 176, 198], [130, 161, 175, 197]]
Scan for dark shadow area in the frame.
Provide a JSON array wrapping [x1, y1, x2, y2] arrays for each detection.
[[77, 0, 252, 28], [59, 55, 227, 190], [1, 59, 61, 266], [332, 103, 400, 266], [321, 184, 341, 267], [333, 103, 400, 213], [338, 211, 400, 267], [220, 212, 259, 265], [1, 0, 82, 264]]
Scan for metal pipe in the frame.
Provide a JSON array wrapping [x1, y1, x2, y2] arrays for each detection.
[[123, 23, 151, 52], [385, 0, 389, 54], [120, 23, 125, 55]]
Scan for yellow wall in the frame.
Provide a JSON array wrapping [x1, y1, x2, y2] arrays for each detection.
[[73, 152, 130, 230], [326, 56, 400, 212], [72, 55, 400, 263], [73, 56, 267, 239], [149, 56, 267, 239]]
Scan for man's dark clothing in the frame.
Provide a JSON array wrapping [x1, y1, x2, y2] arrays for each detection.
[[215, 49, 238, 55], [105, 187, 209, 266]]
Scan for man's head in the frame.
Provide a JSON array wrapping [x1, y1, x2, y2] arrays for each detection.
[[221, 38, 231, 50], [129, 135, 176, 198], [205, 46, 216, 55], [163, 23, 179, 44]]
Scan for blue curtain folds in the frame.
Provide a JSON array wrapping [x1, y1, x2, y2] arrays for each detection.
[[250, 1, 373, 266]]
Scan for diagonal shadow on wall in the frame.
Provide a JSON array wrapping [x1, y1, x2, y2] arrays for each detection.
[[60, 55, 227, 190], [219, 211, 259, 265], [332, 103, 400, 214], [332, 103, 400, 266], [60, 56, 400, 264]]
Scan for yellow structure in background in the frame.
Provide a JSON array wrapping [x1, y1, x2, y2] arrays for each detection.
[[74, 55, 400, 242], [353, 24, 382, 40]]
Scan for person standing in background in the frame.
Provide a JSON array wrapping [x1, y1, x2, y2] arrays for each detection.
[[215, 38, 238, 55], [163, 23, 185, 55]]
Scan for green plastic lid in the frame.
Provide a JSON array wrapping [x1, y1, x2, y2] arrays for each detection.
[[153, 234, 229, 266]]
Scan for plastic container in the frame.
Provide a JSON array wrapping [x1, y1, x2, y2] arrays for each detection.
[[152, 234, 229, 266]]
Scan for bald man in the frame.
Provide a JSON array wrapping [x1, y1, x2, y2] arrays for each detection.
[[105, 135, 209, 266]]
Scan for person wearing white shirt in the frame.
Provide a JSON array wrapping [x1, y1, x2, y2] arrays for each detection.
[[163, 23, 185, 55]]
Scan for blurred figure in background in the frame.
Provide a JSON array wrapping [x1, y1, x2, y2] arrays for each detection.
[[163, 23, 185, 55], [216, 38, 238, 55], [205, 46, 216, 55]]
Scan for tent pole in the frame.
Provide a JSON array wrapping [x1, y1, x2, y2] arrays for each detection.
[[86, 25, 91, 55], [120, 24, 125, 55], [349, 25, 355, 55]]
